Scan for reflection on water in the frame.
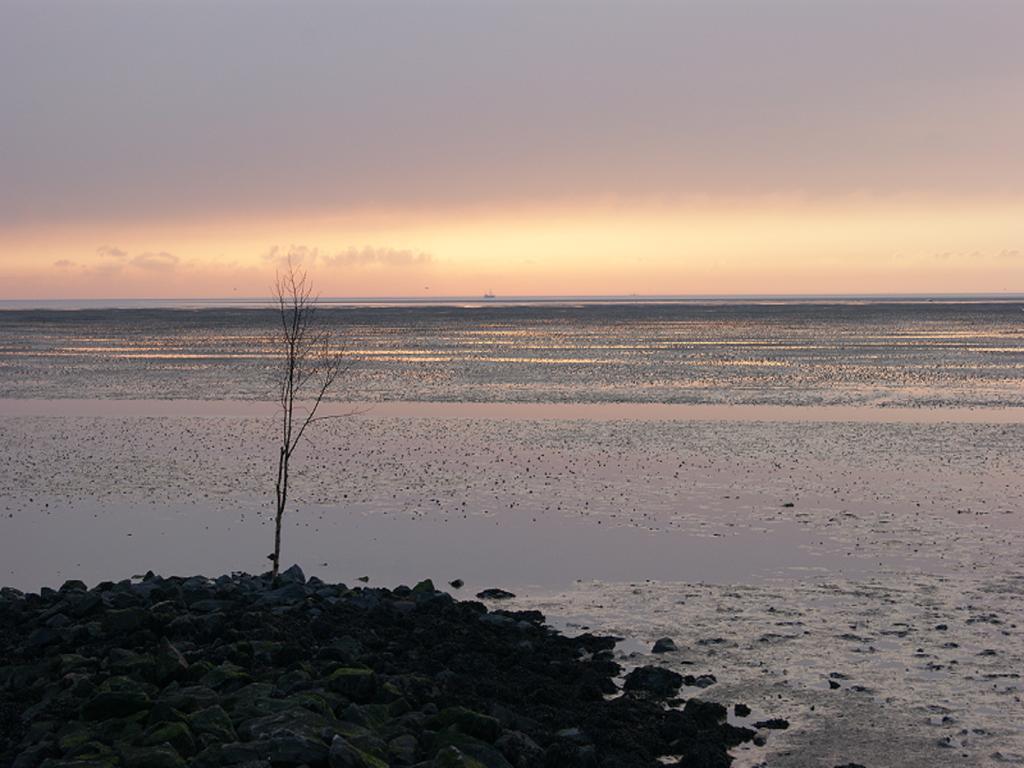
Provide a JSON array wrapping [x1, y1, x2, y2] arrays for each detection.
[[0, 301, 1022, 406]]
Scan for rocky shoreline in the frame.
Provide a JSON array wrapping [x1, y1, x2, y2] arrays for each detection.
[[0, 567, 768, 768]]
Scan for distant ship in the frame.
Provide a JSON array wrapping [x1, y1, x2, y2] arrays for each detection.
[[483, 290, 496, 299]]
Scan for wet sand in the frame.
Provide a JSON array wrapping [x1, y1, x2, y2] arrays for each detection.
[[1, 402, 1021, 766]]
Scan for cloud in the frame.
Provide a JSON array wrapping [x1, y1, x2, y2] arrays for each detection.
[[263, 245, 319, 267], [96, 245, 128, 260], [321, 246, 432, 268], [53, 259, 76, 269], [130, 251, 179, 272], [263, 244, 433, 269]]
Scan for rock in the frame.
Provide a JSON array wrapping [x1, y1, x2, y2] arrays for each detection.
[[80, 690, 151, 720], [329, 735, 385, 768], [734, 703, 751, 718], [200, 662, 252, 692], [431, 707, 502, 742], [623, 666, 684, 698], [683, 699, 728, 727], [257, 583, 308, 606], [326, 667, 378, 703], [651, 637, 678, 654], [67, 592, 102, 619], [494, 730, 543, 766], [555, 727, 590, 745], [683, 673, 717, 689], [753, 718, 790, 730], [153, 638, 189, 684], [433, 731, 513, 768], [104, 607, 148, 633], [449, 579, 464, 589], [278, 564, 306, 585], [11, 743, 56, 768], [140, 721, 196, 756], [0, 572, 759, 768], [122, 745, 187, 768], [263, 731, 330, 764], [412, 579, 435, 594], [189, 705, 237, 743], [475, 589, 515, 600], [387, 733, 418, 764]]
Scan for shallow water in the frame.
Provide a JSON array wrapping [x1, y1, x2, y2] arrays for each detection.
[[1, 407, 1021, 765], [1, 301, 1022, 406], [1, 300, 1022, 765]]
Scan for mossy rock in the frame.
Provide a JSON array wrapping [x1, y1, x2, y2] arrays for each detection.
[[412, 579, 435, 594], [199, 662, 252, 692], [188, 705, 236, 743], [328, 735, 389, 768], [58, 724, 96, 754], [59, 654, 94, 674], [433, 730, 513, 768], [326, 667, 377, 702], [81, 690, 151, 721], [103, 608, 148, 633], [120, 745, 186, 768], [433, 746, 488, 768], [139, 721, 195, 756], [64, 739, 116, 761], [431, 707, 502, 743], [184, 660, 214, 683], [155, 685, 218, 714], [287, 690, 335, 718], [107, 650, 157, 681]]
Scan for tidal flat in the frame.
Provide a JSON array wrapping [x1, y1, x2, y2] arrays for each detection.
[[1, 405, 1021, 766]]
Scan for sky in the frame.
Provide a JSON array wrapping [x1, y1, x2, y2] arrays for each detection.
[[1, 0, 1022, 299]]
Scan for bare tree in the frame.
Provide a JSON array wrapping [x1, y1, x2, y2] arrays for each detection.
[[269, 256, 345, 579]]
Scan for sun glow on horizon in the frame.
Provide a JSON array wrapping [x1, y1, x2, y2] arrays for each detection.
[[1, 198, 1022, 299]]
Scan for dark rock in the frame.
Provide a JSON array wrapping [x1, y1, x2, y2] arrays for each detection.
[[388, 733, 418, 764], [140, 721, 196, 756], [495, 730, 543, 767], [328, 735, 379, 768], [189, 705, 236, 743], [753, 718, 790, 730], [326, 667, 377, 703], [262, 731, 330, 764], [153, 637, 189, 684], [733, 703, 751, 718], [431, 706, 503, 742], [0, 572, 765, 768], [449, 579, 464, 589], [623, 666, 684, 698], [104, 607, 148, 633], [412, 579, 435, 594], [257, 582, 309, 606], [122, 745, 187, 768], [80, 689, 151, 720], [475, 589, 516, 600], [651, 637, 678, 654], [277, 564, 306, 585], [683, 673, 717, 689]]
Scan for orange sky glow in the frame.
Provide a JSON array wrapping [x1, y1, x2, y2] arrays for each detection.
[[2, 1, 1022, 299], [2, 198, 1022, 298]]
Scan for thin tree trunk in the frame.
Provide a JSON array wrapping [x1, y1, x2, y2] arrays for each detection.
[[272, 445, 287, 578]]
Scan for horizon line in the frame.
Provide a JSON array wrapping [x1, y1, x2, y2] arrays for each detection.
[[2, 291, 1023, 307]]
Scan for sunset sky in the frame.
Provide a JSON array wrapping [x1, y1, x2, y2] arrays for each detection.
[[2, 0, 1022, 299]]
